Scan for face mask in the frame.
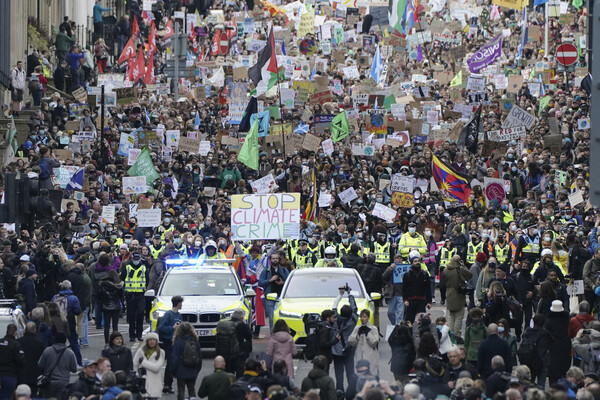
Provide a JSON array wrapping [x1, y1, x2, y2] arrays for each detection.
[[436, 325, 443, 331], [187, 237, 193, 243], [511, 167, 517, 172], [174, 238, 181, 244], [90, 230, 97, 236], [111, 234, 117, 240], [541, 199, 547, 204], [162, 202, 168, 207], [125, 239, 131, 244], [511, 225, 517, 232], [376, 198, 383, 203], [532, 229, 539, 235], [545, 236, 551, 241], [342, 238, 349, 244], [195, 241, 202, 247], [409, 227, 416, 234], [502, 205, 508, 210], [489, 262, 496, 268], [132, 260, 140, 266], [320, 186, 326, 191], [498, 326, 505, 333], [424, 230, 431, 237], [357, 200, 363, 205], [164, 218, 171, 224]]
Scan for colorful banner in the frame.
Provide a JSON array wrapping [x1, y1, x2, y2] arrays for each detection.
[[231, 193, 300, 240], [467, 34, 503, 73]]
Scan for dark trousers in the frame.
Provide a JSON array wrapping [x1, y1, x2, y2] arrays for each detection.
[[103, 309, 120, 343], [69, 329, 82, 365], [176, 378, 195, 400], [439, 267, 447, 303], [125, 292, 145, 339], [404, 299, 427, 323], [162, 340, 174, 388], [333, 352, 355, 392], [0, 375, 17, 400], [522, 302, 533, 332], [95, 299, 103, 328]]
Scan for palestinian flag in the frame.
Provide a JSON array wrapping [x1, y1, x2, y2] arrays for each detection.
[[248, 26, 278, 96]]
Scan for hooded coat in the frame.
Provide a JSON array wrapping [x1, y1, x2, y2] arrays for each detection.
[[266, 331, 297, 377], [348, 321, 380, 377], [133, 335, 165, 397], [300, 368, 336, 400], [444, 259, 473, 311]]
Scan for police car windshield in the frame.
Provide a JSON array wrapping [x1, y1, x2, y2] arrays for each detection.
[[161, 273, 241, 296], [283, 274, 364, 298]]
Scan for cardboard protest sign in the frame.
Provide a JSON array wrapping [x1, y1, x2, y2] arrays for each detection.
[[338, 187, 358, 204], [302, 134, 322, 152], [178, 137, 201, 153], [231, 193, 300, 240], [137, 209, 162, 227], [487, 126, 526, 141], [102, 206, 115, 224], [250, 174, 277, 194], [390, 174, 414, 193], [372, 202, 397, 222], [123, 176, 147, 195], [501, 105, 536, 130]]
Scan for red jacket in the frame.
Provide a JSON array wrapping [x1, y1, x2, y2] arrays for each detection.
[[568, 313, 596, 338]]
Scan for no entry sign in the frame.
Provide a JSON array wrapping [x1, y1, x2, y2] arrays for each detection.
[[556, 43, 578, 66], [219, 32, 229, 55]]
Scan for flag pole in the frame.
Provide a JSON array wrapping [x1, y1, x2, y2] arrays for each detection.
[[275, 66, 287, 157]]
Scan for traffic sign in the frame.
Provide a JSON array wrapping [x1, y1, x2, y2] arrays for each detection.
[[219, 32, 229, 55], [556, 43, 578, 66]]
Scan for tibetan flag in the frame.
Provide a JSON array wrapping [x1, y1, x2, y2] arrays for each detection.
[[331, 112, 350, 142], [131, 15, 140, 40], [238, 118, 259, 170], [389, 0, 409, 34], [450, 70, 462, 87], [66, 168, 84, 191], [248, 26, 279, 96], [143, 52, 155, 84], [117, 36, 136, 68], [163, 18, 175, 40], [431, 155, 471, 203]]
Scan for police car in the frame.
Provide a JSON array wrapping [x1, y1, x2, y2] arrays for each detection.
[[0, 300, 27, 338], [145, 258, 255, 347]]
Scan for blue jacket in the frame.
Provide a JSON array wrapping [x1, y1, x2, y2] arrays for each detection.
[[93, 4, 111, 23], [101, 386, 123, 400], [35, 321, 54, 347], [157, 310, 182, 342], [66, 52, 84, 70], [169, 334, 202, 380], [258, 266, 290, 296], [18, 277, 37, 314], [52, 289, 82, 317]]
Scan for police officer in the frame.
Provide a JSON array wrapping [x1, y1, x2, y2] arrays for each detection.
[[371, 232, 393, 273], [307, 233, 322, 258], [315, 246, 342, 268], [171, 232, 187, 257], [200, 240, 226, 261], [157, 211, 175, 243], [121, 252, 147, 342], [292, 240, 318, 269], [150, 234, 164, 259], [85, 223, 100, 242], [398, 222, 426, 258], [515, 223, 541, 266], [493, 232, 511, 268], [338, 233, 352, 256], [466, 231, 486, 267]]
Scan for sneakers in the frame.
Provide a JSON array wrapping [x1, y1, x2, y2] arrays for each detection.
[[163, 387, 174, 394]]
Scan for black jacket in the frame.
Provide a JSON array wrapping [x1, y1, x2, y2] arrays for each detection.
[[97, 278, 124, 311], [403, 268, 432, 303], [101, 345, 133, 374], [17, 332, 44, 385], [477, 334, 512, 378], [17, 277, 37, 314], [318, 321, 339, 364], [68, 371, 101, 399], [341, 252, 363, 270], [233, 317, 253, 358], [0, 334, 25, 377], [515, 270, 536, 305], [357, 262, 383, 295], [485, 369, 511, 397]]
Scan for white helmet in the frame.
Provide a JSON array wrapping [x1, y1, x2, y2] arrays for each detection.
[[324, 246, 336, 257], [205, 240, 217, 249], [409, 250, 421, 261]]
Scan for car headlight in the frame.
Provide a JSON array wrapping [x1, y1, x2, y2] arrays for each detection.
[[222, 310, 235, 319], [279, 311, 302, 319], [152, 310, 167, 320]]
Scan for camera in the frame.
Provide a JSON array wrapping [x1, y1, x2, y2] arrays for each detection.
[[584, 329, 591, 335], [338, 283, 351, 292]]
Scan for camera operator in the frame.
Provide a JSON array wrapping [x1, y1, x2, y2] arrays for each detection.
[[68, 359, 102, 400], [331, 285, 358, 394]]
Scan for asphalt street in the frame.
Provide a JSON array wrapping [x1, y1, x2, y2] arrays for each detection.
[[78, 300, 447, 399]]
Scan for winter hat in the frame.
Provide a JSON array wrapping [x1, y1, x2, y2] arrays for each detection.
[[541, 248, 553, 258], [55, 331, 67, 344], [25, 269, 36, 278], [145, 332, 159, 342], [409, 250, 421, 263], [475, 252, 487, 264]]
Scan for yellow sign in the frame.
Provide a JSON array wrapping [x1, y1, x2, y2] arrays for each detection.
[[492, 0, 525, 10], [298, 9, 315, 37]]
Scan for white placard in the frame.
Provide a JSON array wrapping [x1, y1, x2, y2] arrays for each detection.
[[318, 193, 332, 207], [568, 190, 584, 207], [502, 105, 536, 130], [466, 74, 485, 91], [372, 202, 397, 223], [343, 66, 360, 79], [338, 187, 358, 204], [199, 140, 211, 156], [322, 139, 334, 155], [137, 208, 162, 227], [102, 206, 115, 224], [166, 130, 181, 148], [577, 118, 590, 130], [250, 174, 277, 194], [487, 126, 527, 142], [128, 148, 142, 165], [123, 176, 148, 195], [390, 174, 414, 193]]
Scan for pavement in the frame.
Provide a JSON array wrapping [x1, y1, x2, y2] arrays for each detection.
[[78, 297, 448, 399]]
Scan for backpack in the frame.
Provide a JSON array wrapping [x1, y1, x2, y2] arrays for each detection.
[[28, 75, 42, 92], [303, 326, 320, 361], [517, 329, 542, 366], [215, 319, 240, 359], [38, 158, 50, 180], [589, 348, 600, 374], [53, 295, 69, 317], [182, 338, 200, 367]]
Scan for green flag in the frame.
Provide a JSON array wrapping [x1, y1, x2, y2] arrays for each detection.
[[450, 70, 462, 87], [538, 95, 551, 116], [127, 146, 160, 185], [573, 0, 582, 9], [384, 94, 396, 110], [331, 112, 350, 143], [238, 118, 259, 170]]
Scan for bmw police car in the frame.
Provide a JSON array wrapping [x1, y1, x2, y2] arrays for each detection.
[[145, 258, 255, 347]]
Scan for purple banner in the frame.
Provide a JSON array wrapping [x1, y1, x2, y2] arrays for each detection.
[[467, 34, 503, 73]]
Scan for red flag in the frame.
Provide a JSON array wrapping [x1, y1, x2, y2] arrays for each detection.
[[132, 47, 145, 84], [211, 29, 220, 56], [163, 18, 175, 39], [226, 20, 237, 40], [190, 22, 199, 54], [148, 21, 157, 57], [127, 57, 134, 82], [131, 15, 140, 40], [143, 52, 155, 84], [117, 36, 137, 67]]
